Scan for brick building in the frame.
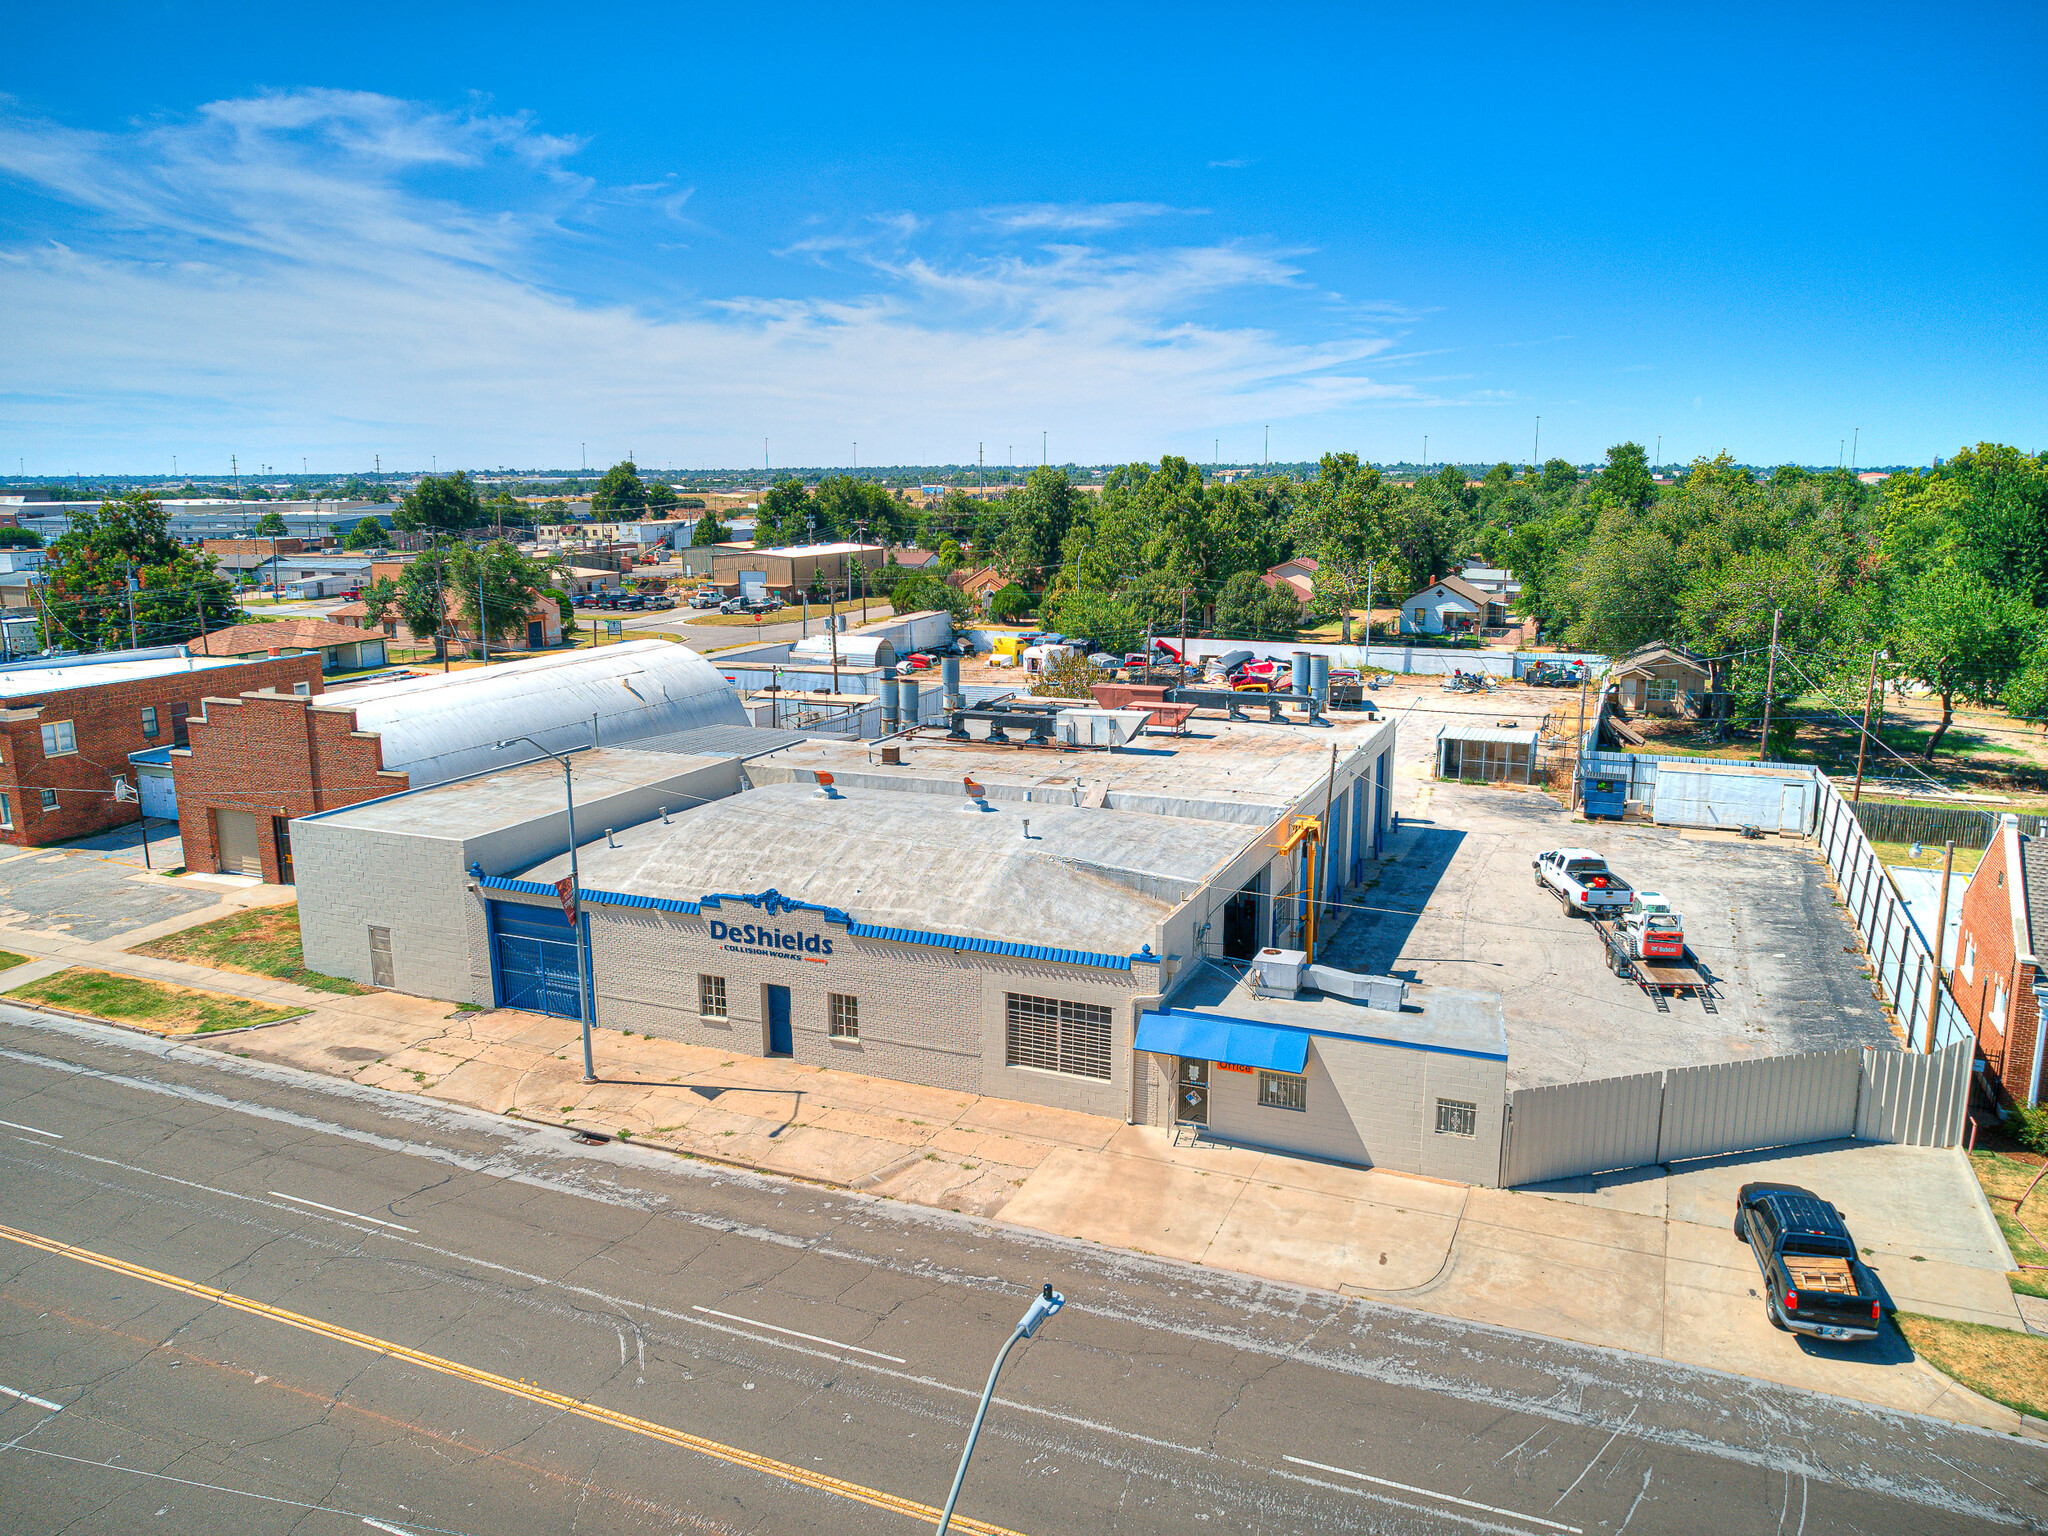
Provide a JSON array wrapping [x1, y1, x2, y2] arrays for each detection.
[[0, 649, 321, 848], [174, 640, 747, 882], [1950, 814, 2047, 1106]]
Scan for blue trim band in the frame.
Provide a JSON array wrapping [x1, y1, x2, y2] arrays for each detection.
[[1138, 1004, 1509, 1063], [476, 875, 1132, 970]]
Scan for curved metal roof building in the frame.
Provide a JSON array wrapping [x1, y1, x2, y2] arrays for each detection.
[[328, 639, 745, 786]]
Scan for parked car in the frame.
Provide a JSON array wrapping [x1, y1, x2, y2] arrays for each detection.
[[1533, 848, 1634, 917], [647, 595, 675, 609], [1734, 1184, 1883, 1342], [689, 591, 723, 609]]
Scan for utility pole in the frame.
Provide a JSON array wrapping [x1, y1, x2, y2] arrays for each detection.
[[1851, 428, 1860, 472], [1571, 671, 1591, 811], [1264, 425, 1269, 465], [1422, 435, 1427, 469], [1757, 608, 1782, 760], [477, 554, 490, 666], [978, 443, 984, 492], [1042, 430, 1046, 466], [1851, 647, 1881, 801], [1927, 841, 1955, 1053], [124, 561, 138, 650], [1533, 416, 1539, 467]]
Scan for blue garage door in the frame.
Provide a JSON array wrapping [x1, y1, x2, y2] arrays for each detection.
[[491, 901, 584, 1019]]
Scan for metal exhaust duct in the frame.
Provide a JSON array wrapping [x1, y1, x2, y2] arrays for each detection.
[[941, 655, 962, 710], [880, 664, 899, 731], [1311, 654, 1330, 705]]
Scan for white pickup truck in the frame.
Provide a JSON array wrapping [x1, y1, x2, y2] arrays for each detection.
[[1533, 848, 1634, 917]]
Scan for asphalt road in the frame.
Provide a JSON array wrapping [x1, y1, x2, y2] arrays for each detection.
[[0, 1009, 2040, 1536]]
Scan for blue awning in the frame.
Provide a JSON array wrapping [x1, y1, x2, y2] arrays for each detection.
[[1135, 1012, 1308, 1074]]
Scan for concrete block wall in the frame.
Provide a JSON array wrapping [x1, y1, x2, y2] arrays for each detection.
[[294, 820, 477, 993], [483, 891, 1145, 1118]]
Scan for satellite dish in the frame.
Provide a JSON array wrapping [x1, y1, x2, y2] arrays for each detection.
[[112, 776, 138, 803]]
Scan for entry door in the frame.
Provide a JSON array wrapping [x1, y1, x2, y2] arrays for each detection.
[[490, 903, 582, 1018], [1222, 881, 1260, 960], [213, 809, 263, 876], [527, 619, 546, 649], [138, 772, 176, 821], [271, 817, 294, 885], [1176, 1058, 1209, 1125], [766, 985, 793, 1056], [1779, 786, 1804, 834]]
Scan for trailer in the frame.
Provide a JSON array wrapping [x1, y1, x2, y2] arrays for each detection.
[[1589, 917, 1717, 1012]]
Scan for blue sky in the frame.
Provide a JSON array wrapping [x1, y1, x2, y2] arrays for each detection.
[[2, 3, 2041, 474]]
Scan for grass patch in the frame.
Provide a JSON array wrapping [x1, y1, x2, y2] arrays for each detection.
[[129, 907, 367, 995], [7, 968, 304, 1034], [0, 951, 29, 973], [1871, 839, 1988, 876], [1970, 1150, 2048, 1285], [684, 598, 895, 628], [1894, 1312, 2048, 1420]]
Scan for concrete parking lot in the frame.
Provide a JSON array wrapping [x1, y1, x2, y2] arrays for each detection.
[[0, 843, 224, 945], [1321, 685, 1896, 1088]]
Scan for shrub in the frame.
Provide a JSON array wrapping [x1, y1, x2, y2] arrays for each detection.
[[988, 584, 1033, 623], [2008, 1102, 2048, 1156]]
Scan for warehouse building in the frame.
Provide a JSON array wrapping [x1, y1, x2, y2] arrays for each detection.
[[175, 639, 745, 882], [286, 705, 1512, 1181], [710, 541, 886, 599]]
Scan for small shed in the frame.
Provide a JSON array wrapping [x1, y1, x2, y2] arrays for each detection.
[[787, 634, 896, 669], [128, 745, 177, 819], [1435, 724, 1540, 783], [1609, 642, 1711, 716]]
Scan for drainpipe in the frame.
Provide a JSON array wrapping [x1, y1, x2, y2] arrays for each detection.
[[2029, 971, 2047, 1107], [1126, 931, 1169, 1125]]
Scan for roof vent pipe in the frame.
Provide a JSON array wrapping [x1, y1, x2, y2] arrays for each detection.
[[1293, 650, 1312, 699], [1021, 817, 1030, 839], [942, 655, 962, 711], [812, 770, 841, 800], [898, 676, 922, 728], [659, 805, 669, 824], [880, 664, 900, 732], [605, 828, 618, 847]]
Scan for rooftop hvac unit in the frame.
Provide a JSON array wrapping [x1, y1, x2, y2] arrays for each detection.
[[1249, 947, 1307, 997], [1054, 708, 1151, 748], [1302, 964, 1406, 1011]]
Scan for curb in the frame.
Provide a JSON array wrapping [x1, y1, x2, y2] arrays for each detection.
[[501, 1111, 863, 1191], [2, 994, 312, 1040]]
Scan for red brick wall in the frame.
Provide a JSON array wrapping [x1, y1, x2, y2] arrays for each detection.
[[0, 654, 322, 848], [1952, 827, 2044, 1104], [173, 691, 407, 882]]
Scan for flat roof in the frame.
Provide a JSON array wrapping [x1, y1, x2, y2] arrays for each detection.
[[517, 778, 1257, 955], [0, 652, 263, 698], [1160, 960, 1507, 1060], [743, 542, 882, 558], [744, 712, 1398, 826], [303, 748, 734, 840], [1436, 725, 1539, 745]]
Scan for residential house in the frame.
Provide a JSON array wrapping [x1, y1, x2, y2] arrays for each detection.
[[331, 592, 561, 654], [0, 648, 321, 847], [950, 566, 1011, 610], [1400, 575, 1500, 635], [190, 618, 389, 675], [1950, 814, 2046, 1106], [173, 641, 744, 883], [1609, 642, 1712, 716], [1261, 556, 1318, 609]]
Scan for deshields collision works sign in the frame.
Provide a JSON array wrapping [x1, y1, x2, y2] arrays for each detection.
[[710, 918, 833, 962]]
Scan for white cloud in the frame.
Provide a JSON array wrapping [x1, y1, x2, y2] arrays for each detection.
[[0, 92, 1414, 468], [978, 201, 1188, 232], [1207, 157, 1254, 170]]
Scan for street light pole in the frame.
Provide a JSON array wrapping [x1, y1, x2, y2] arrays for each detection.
[[934, 1285, 1066, 1535], [494, 734, 596, 1082]]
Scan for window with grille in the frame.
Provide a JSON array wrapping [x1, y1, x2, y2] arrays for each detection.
[[1005, 993, 1113, 1080], [0, 793, 11, 829], [39, 788, 58, 812], [40, 721, 76, 756], [699, 975, 727, 1018], [1435, 1098, 1477, 1137], [1258, 1070, 1307, 1111], [829, 993, 859, 1039], [1647, 677, 1679, 702]]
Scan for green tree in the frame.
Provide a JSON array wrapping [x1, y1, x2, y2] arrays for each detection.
[[484, 491, 528, 531], [545, 585, 577, 639], [357, 576, 400, 631], [645, 481, 678, 513], [37, 491, 238, 651], [988, 583, 1033, 623], [889, 573, 968, 621], [1214, 569, 1302, 640], [450, 541, 550, 654], [1536, 458, 1581, 501], [395, 545, 454, 658], [539, 498, 569, 522], [1887, 566, 2045, 757], [1595, 442, 1656, 512], [1042, 590, 1141, 655], [253, 510, 289, 537], [393, 472, 484, 535], [758, 479, 813, 546], [1290, 453, 1404, 640], [591, 460, 649, 517], [0, 526, 43, 549], [342, 518, 387, 551], [693, 505, 729, 545]]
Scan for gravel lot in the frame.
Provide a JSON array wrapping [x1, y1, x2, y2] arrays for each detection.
[[1319, 683, 1897, 1089]]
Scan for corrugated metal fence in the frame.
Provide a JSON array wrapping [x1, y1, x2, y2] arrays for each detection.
[[1814, 773, 1975, 1053], [1500, 1040, 1971, 1186]]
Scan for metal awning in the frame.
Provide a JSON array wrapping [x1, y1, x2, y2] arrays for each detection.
[[1135, 1012, 1309, 1073]]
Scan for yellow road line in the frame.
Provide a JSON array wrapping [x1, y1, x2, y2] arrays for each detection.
[[0, 1219, 1026, 1536]]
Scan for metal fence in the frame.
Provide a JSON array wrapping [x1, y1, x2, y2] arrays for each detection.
[[1848, 799, 2039, 850], [1814, 773, 1975, 1053], [1499, 1040, 1971, 1186]]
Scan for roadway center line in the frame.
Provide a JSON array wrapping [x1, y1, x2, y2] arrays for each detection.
[[269, 1192, 418, 1232], [0, 1118, 60, 1139], [691, 1305, 908, 1363], [0, 1218, 1027, 1536], [1282, 1455, 1583, 1534], [0, 1382, 64, 1412]]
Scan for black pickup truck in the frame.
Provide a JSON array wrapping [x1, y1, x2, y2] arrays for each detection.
[[1734, 1183, 1883, 1342]]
